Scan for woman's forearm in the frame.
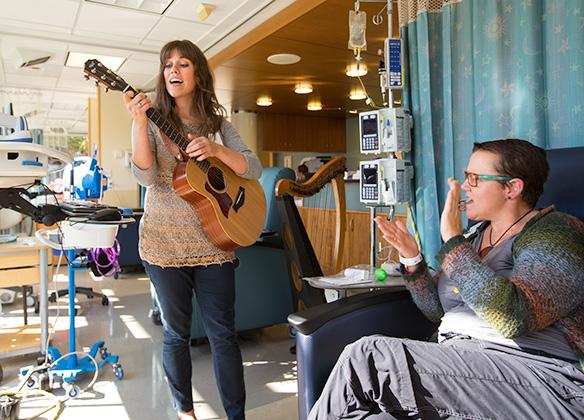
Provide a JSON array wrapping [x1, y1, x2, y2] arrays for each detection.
[[215, 144, 248, 176], [132, 122, 155, 170]]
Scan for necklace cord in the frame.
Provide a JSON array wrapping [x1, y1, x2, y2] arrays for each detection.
[[488, 208, 534, 247]]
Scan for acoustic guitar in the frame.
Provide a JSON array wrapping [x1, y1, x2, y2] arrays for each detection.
[[84, 59, 266, 251]]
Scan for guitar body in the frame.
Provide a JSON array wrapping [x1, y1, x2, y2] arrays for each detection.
[[173, 157, 267, 251]]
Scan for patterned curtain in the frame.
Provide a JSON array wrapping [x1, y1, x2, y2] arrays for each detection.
[[399, 0, 584, 266]]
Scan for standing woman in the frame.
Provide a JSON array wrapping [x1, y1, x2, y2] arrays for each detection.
[[124, 40, 261, 420]]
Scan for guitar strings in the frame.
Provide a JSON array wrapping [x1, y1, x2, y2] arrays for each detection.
[[149, 110, 226, 184]]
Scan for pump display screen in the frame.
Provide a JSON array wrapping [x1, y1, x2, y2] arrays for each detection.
[[361, 115, 378, 136], [362, 167, 378, 185]]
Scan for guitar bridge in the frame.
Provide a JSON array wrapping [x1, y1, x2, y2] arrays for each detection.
[[233, 187, 245, 212]]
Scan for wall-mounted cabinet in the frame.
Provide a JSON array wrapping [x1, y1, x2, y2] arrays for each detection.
[[258, 112, 346, 152]]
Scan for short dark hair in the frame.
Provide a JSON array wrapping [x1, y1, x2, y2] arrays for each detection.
[[472, 139, 549, 207], [298, 164, 309, 174]]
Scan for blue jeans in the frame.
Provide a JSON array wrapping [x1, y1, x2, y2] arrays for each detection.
[[144, 261, 245, 419]]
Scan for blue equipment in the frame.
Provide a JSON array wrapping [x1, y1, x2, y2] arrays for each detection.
[[67, 154, 109, 200]]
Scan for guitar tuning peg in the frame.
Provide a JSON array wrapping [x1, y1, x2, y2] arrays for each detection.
[[95, 81, 99, 87], [105, 87, 109, 92], [84, 75, 89, 80]]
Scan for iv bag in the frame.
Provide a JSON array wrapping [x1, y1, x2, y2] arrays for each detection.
[[348, 10, 367, 50]]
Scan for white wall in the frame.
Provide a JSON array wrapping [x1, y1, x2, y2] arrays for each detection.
[[98, 86, 139, 208]]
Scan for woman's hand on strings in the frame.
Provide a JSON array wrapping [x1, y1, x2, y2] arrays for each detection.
[[185, 134, 220, 161], [440, 177, 463, 243], [123, 91, 151, 125], [375, 216, 419, 259]]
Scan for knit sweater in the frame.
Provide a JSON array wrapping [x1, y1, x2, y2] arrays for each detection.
[[131, 118, 262, 267], [404, 206, 584, 370]]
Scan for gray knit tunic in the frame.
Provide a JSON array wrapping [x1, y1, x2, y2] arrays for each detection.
[[131, 118, 262, 267]]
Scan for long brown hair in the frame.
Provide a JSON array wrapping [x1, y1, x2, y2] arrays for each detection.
[[155, 40, 226, 137]]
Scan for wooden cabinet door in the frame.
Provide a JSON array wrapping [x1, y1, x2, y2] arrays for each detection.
[[259, 112, 346, 152]]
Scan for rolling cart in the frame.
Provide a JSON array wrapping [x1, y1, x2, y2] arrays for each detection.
[[21, 219, 130, 397]]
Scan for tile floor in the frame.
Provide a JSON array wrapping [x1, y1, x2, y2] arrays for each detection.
[[0, 267, 298, 420]]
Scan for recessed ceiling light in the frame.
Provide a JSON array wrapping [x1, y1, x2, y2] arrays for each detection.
[[66, 52, 125, 71], [348, 109, 358, 114], [256, 96, 273, 107], [307, 100, 322, 111], [267, 53, 301, 65], [346, 62, 368, 77], [294, 82, 313, 94], [349, 89, 367, 100]]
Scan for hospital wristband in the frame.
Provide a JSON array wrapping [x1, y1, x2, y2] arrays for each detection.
[[399, 253, 423, 267]]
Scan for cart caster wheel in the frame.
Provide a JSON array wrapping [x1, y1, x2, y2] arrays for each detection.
[[113, 364, 124, 380], [151, 309, 162, 326], [100, 347, 111, 359], [48, 294, 57, 303], [87, 293, 94, 299], [26, 373, 38, 389], [114, 273, 119, 279], [66, 384, 80, 398], [26, 295, 36, 308], [101, 296, 109, 306], [34, 300, 40, 314], [288, 324, 297, 339]]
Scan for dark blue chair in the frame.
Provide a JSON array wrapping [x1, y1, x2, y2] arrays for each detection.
[[190, 167, 297, 339], [288, 146, 584, 420]]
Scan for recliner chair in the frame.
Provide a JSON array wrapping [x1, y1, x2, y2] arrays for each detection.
[[288, 146, 584, 420], [190, 167, 297, 339]]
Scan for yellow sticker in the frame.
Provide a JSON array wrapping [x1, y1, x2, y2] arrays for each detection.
[[453, 287, 459, 294]]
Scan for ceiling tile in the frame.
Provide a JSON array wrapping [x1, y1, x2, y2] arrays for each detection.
[[0, 0, 79, 29], [5, 73, 58, 89], [75, 2, 160, 40], [145, 17, 211, 43]]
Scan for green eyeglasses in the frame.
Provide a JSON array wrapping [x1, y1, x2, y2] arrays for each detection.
[[464, 171, 513, 187]]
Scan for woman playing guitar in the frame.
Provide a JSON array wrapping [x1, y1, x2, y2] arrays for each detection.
[[124, 39, 261, 420]]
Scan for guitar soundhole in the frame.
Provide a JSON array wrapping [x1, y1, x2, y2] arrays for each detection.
[[207, 166, 225, 191]]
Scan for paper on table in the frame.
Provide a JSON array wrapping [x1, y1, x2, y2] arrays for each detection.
[[305, 264, 405, 288]]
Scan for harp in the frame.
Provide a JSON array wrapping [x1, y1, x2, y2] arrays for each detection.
[[275, 157, 347, 309]]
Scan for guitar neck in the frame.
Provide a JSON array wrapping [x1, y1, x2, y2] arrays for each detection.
[[123, 85, 210, 173]]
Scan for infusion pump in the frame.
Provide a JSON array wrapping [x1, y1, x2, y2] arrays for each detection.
[[359, 108, 413, 154], [360, 158, 413, 206]]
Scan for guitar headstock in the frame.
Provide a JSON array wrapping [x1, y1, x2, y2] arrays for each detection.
[[84, 59, 129, 92]]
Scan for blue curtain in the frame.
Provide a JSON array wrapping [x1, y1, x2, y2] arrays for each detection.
[[402, 0, 584, 266]]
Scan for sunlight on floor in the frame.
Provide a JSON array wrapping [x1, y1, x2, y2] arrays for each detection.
[[119, 314, 151, 339]]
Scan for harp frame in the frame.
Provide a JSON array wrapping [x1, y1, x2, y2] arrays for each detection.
[[275, 157, 347, 308]]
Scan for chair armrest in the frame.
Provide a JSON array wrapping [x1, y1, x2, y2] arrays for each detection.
[[289, 289, 438, 420]]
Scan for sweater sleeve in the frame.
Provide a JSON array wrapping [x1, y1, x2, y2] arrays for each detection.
[[130, 121, 159, 187], [402, 260, 444, 323], [220, 120, 262, 179], [436, 212, 584, 338]]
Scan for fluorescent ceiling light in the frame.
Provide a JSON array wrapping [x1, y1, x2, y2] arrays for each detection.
[[256, 96, 273, 106], [349, 89, 367, 100], [65, 52, 126, 71], [294, 83, 313, 94], [346, 62, 368, 77], [307, 101, 322, 111], [267, 54, 301, 65]]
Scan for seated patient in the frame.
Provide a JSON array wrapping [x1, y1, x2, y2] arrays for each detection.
[[309, 139, 584, 419]]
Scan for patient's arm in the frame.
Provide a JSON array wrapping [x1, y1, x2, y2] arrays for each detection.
[[402, 261, 444, 323]]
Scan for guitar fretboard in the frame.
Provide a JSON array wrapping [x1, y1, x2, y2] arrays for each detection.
[[124, 85, 210, 174]]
